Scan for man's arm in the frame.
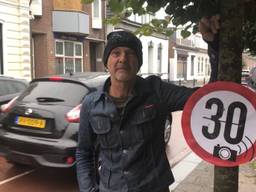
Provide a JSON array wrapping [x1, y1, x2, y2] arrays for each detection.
[[76, 97, 98, 192], [159, 16, 220, 111]]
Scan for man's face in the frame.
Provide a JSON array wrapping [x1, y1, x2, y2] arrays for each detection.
[[107, 47, 139, 82]]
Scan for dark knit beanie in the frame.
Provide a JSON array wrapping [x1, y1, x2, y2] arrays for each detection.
[[103, 30, 143, 69]]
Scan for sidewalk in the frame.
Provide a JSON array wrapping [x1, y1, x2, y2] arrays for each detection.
[[169, 152, 256, 192]]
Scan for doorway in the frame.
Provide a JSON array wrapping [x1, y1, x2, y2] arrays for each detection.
[[177, 55, 188, 80], [90, 42, 97, 71]]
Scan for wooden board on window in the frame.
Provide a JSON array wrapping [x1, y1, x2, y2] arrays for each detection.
[[53, 0, 83, 11]]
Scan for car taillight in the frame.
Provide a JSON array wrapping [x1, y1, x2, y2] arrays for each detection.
[[66, 156, 75, 164], [49, 76, 64, 81], [66, 104, 81, 123], [1, 96, 18, 113]]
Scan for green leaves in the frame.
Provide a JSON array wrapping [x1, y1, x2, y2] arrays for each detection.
[[180, 30, 191, 39], [151, 19, 169, 29], [135, 24, 154, 36], [107, 0, 126, 14], [147, 0, 168, 12], [104, 15, 122, 26], [81, 0, 94, 3], [127, 0, 145, 15], [81, 0, 256, 55]]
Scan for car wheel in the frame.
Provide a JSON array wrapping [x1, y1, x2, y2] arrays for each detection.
[[164, 116, 172, 144], [7, 159, 31, 168]]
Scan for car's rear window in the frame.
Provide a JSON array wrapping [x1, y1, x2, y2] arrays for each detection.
[[18, 81, 89, 106], [0, 80, 27, 96]]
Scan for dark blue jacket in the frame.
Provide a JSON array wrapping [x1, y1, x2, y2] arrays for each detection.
[[76, 75, 198, 192]]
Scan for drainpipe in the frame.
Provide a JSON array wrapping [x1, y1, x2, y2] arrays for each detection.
[[29, 0, 35, 79]]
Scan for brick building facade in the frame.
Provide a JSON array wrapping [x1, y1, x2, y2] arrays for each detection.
[[31, 0, 106, 78]]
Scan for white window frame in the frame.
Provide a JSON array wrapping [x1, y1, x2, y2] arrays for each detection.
[[148, 41, 154, 73], [198, 57, 204, 76], [92, 0, 102, 29], [197, 57, 201, 75], [205, 58, 210, 76], [200, 57, 204, 75], [190, 55, 195, 76], [0, 20, 6, 74], [55, 39, 83, 74], [157, 43, 162, 73]]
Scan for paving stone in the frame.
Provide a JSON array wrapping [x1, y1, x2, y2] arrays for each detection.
[[171, 161, 256, 192]]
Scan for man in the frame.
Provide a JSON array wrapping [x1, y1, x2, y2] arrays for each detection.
[[76, 19, 218, 192]]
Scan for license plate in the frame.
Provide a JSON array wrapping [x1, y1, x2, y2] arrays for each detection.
[[15, 116, 46, 129]]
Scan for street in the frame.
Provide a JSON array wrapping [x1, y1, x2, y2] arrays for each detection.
[[0, 157, 78, 192], [166, 111, 191, 167], [0, 111, 190, 192]]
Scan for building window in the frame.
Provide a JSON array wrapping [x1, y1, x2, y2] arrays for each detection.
[[139, 13, 155, 24], [148, 14, 154, 22], [205, 58, 210, 76], [30, 0, 42, 16], [93, 0, 100, 18], [141, 15, 146, 24], [55, 40, 83, 74], [197, 57, 200, 74], [197, 57, 204, 76], [92, 0, 102, 28], [201, 58, 204, 75], [157, 43, 162, 73], [191, 55, 195, 76], [177, 55, 187, 79], [148, 41, 154, 73]]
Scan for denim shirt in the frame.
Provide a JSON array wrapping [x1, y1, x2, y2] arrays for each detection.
[[76, 75, 198, 192]]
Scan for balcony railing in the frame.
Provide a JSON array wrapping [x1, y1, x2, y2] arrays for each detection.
[[52, 11, 89, 36], [176, 38, 195, 48]]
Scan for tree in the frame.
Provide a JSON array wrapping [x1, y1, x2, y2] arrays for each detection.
[[214, 1, 242, 191], [83, 1, 256, 192], [83, 0, 256, 56]]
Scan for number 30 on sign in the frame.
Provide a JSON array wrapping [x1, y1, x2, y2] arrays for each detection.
[[182, 81, 256, 167]]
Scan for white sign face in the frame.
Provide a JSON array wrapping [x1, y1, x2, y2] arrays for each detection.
[[182, 81, 256, 167]]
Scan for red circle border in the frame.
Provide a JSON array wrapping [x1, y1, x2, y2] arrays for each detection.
[[182, 81, 256, 167]]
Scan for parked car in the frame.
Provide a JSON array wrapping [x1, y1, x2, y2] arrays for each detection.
[[241, 69, 250, 85], [0, 76, 28, 106], [0, 72, 172, 168], [247, 67, 256, 90], [0, 76, 28, 120]]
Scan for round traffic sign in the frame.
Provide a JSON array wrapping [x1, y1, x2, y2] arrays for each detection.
[[182, 81, 256, 167]]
